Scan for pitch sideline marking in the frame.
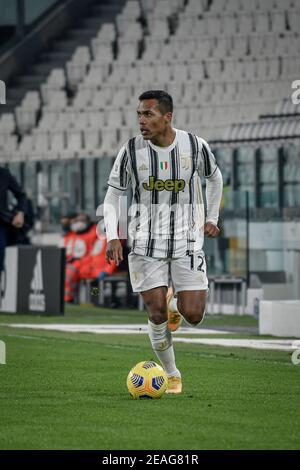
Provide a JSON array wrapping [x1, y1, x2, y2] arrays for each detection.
[[3, 324, 231, 335], [2, 324, 299, 351], [173, 337, 298, 351]]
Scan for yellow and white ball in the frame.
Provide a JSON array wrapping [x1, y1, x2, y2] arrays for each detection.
[[126, 361, 168, 399]]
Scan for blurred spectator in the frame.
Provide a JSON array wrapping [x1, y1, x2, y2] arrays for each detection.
[[6, 191, 35, 246], [0, 166, 27, 275], [63, 212, 117, 303], [60, 213, 77, 235], [59, 213, 77, 264]]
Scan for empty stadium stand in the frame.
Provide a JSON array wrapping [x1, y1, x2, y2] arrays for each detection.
[[1, 0, 299, 223]]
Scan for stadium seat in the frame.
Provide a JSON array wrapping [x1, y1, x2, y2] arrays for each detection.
[[176, 18, 200, 38], [230, 35, 248, 58], [117, 19, 142, 40], [91, 89, 111, 109], [0, 134, 18, 157], [66, 130, 83, 152], [182, 83, 198, 105], [15, 106, 36, 135], [118, 1, 141, 21], [249, 35, 265, 56], [15, 91, 41, 134], [110, 86, 131, 108], [41, 68, 66, 104], [281, 57, 300, 78], [209, 0, 226, 14], [183, 0, 206, 16], [71, 111, 89, 130], [237, 14, 254, 34], [137, 63, 156, 83], [225, 0, 242, 12], [256, 0, 275, 11], [140, 0, 158, 14], [270, 11, 287, 32], [82, 64, 110, 88], [147, 18, 170, 40], [117, 42, 139, 64], [104, 108, 124, 128], [33, 130, 50, 153], [192, 38, 213, 60], [154, 63, 172, 82], [18, 134, 34, 160], [123, 108, 138, 127], [95, 23, 116, 43], [287, 9, 300, 32], [83, 128, 101, 153], [50, 130, 66, 153], [171, 63, 189, 82], [119, 127, 135, 143], [91, 42, 113, 62], [173, 107, 188, 129], [142, 39, 163, 61], [73, 88, 92, 110], [45, 90, 68, 110], [159, 43, 179, 62], [87, 110, 106, 128], [213, 37, 231, 59], [253, 12, 270, 33], [99, 128, 119, 156], [204, 59, 222, 79], [66, 46, 91, 89], [166, 82, 183, 104], [0, 113, 16, 135], [205, 16, 222, 36], [223, 59, 244, 80]]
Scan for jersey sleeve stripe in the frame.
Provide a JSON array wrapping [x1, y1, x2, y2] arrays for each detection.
[[128, 137, 140, 251], [119, 148, 128, 188], [107, 182, 126, 191]]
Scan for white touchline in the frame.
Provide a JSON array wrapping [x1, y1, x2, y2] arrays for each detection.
[[2, 325, 297, 351], [3, 324, 231, 335], [173, 337, 298, 351]]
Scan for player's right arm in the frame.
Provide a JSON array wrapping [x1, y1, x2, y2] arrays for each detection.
[[103, 144, 131, 265]]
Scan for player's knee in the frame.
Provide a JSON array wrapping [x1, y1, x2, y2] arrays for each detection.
[[144, 300, 167, 325], [180, 303, 206, 326]]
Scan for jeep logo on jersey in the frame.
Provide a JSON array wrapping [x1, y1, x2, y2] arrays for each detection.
[[142, 176, 185, 193]]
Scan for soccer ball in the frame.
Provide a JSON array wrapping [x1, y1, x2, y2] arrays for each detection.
[[126, 361, 168, 399]]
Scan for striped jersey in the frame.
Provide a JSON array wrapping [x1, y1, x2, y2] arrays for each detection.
[[107, 128, 218, 259]]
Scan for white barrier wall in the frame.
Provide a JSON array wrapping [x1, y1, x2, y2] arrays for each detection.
[[259, 301, 300, 337]]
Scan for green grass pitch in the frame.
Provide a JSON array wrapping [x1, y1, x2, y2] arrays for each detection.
[[0, 305, 299, 450]]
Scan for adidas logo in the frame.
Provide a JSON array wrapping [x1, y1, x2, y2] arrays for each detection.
[[138, 164, 148, 171], [29, 250, 46, 311]]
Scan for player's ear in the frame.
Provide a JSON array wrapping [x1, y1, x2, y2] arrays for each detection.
[[165, 112, 172, 122]]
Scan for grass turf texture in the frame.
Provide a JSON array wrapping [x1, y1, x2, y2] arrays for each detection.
[[0, 306, 299, 450]]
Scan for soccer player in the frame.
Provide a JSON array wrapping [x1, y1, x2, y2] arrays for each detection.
[[103, 90, 223, 394]]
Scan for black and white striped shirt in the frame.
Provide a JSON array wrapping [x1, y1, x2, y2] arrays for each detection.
[[107, 128, 218, 259]]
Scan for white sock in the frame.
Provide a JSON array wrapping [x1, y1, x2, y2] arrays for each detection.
[[148, 320, 181, 378], [168, 296, 178, 313]]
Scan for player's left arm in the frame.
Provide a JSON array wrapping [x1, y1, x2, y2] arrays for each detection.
[[204, 168, 223, 237], [197, 138, 223, 238]]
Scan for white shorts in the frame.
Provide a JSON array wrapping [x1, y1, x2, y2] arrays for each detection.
[[128, 250, 208, 294]]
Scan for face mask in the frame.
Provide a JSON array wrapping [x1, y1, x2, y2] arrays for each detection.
[[71, 221, 88, 233]]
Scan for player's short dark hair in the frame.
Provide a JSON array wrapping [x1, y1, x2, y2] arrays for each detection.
[[61, 212, 77, 220], [138, 90, 173, 114]]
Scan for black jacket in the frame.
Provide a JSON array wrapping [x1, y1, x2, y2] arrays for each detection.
[[0, 167, 27, 227]]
